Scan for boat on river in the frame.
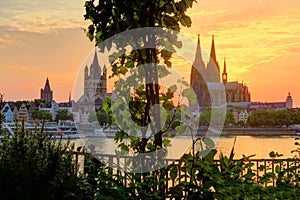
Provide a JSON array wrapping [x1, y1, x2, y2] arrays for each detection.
[[2, 122, 81, 139]]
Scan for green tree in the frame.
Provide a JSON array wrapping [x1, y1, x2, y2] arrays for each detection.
[[55, 109, 74, 122], [225, 111, 235, 125], [32, 110, 52, 121], [87, 111, 98, 124], [84, 0, 196, 153], [199, 108, 211, 126], [292, 110, 300, 124]]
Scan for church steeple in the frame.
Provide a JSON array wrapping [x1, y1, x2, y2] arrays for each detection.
[[192, 34, 206, 77], [190, 33, 211, 107], [206, 35, 220, 82], [41, 77, 53, 101], [90, 51, 101, 79], [222, 57, 227, 84], [210, 35, 217, 65]]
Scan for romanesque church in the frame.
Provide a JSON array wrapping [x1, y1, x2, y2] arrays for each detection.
[[73, 51, 107, 122]]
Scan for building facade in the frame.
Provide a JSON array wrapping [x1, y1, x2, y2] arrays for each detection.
[[1, 103, 13, 123], [18, 103, 29, 122]]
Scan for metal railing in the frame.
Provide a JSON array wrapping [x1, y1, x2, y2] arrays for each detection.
[[73, 152, 300, 194]]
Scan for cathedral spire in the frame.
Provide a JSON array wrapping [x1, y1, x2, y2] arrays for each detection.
[[192, 34, 206, 77], [210, 35, 218, 67], [206, 35, 220, 82], [222, 57, 227, 84]]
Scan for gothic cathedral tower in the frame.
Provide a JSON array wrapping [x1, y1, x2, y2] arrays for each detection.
[[190, 34, 211, 107], [206, 35, 220, 83]]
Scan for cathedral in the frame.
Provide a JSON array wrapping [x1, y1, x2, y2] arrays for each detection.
[[190, 34, 251, 107], [74, 51, 107, 120]]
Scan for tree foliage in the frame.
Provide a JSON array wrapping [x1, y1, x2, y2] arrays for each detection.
[[88, 108, 110, 126], [32, 110, 52, 121], [248, 109, 296, 127], [199, 107, 233, 126], [55, 109, 74, 122], [84, 0, 196, 154], [0, 129, 77, 200]]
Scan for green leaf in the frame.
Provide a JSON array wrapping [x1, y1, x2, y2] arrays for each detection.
[[162, 138, 171, 147], [182, 88, 197, 105]]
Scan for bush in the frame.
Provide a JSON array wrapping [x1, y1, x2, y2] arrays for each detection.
[[0, 129, 78, 200]]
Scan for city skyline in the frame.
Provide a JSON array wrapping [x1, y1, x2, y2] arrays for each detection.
[[0, 0, 300, 106]]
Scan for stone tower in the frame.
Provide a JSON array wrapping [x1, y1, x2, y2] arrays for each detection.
[[41, 78, 53, 101], [81, 51, 107, 111], [286, 92, 293, 109], [84, 52, 107, 101], [222, 57, 227, 84]]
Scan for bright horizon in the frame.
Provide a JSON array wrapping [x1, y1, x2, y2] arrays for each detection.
[[0, 0, 299, 107]]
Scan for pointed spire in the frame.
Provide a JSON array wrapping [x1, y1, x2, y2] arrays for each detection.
[[222, 57, 227, 84], [194, 34, 203, 63], [90, 50, 101, 78], [44, 77, 51, 92], [192, 33, 206, 77], [223, 57, 227, 73], [210, 35, 217, 64], [206, 34, 220, 82]]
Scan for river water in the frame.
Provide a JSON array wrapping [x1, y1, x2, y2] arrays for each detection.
[[71, 135, 300, 160]]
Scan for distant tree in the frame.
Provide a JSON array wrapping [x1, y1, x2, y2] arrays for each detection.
[[276, 110, 293, 127], [225, 112, 236, 125], [96, 109, 109, 126], [199, 108, 229, 126], [248, 109, 295, 128], [292, 111, 300, 124], [87, 111, 98, 123], [248, 110, 270, 127], [55, 109, 73, 122], [33, 99, 45, 107], [199, 108, 211, 126], [32, 110, 52, 121], [88, 109, 110, 126]]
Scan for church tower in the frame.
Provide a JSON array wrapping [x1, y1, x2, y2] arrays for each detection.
[[190, 34, 211, 107], [222, 57, 227, 84], [206, 35, 220, 82], [85, 51, 102, 100], [40, 78, 53, 102], [80, 50, 108, 110], [286, 92, 293, 109]]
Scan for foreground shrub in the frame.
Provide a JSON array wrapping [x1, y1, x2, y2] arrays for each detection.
[[0, 130, 77, 200]]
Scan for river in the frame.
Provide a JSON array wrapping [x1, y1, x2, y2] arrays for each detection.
[[71, 135, 300, 160]]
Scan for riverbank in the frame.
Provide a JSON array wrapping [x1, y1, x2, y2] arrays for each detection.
[[221, 127, 299, 136]]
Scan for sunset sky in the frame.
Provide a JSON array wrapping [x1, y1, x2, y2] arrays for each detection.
[[0, 0, 300, 106]]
